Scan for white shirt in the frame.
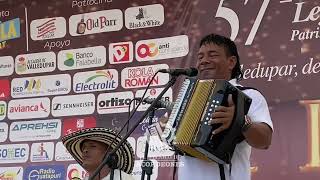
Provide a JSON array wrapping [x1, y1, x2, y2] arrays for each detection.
[[178, 79, 273, 180], [84, 169, 134, 180]]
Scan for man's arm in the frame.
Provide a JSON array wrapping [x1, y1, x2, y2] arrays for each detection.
[[242, 121, 273, 149]]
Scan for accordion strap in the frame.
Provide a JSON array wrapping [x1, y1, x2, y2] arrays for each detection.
[[219, 164, 226, 180]]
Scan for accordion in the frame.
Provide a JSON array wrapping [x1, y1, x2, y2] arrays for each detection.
[[161, 78, 252, 164]]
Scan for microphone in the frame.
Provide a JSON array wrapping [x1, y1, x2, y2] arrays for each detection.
[[138, 97, 174, 109], [158, 67, 198, 77]]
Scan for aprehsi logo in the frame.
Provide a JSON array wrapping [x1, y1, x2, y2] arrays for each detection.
[[30, 17, 66, 40], [0, 101, 6, 120], [73, 69, 118, 93], [109, 41, 133, 64], [8, 97, 50, 120], [121, 64, 169, 89], [55, 142, 74, 161], [51, 94, 95, 117], [9, 119, 61, 142], [135, 87, 173, 111], [0, 166, 23, 180], [135, 35, 189, 61], [0, 122, 8, 142], [125, 4, 164, 29], [24, 165, 65, 180], [11, 74, 71, 98], [69, 9, 123, 36], [66, 164, 88, 180], [57, 46, 106, 71], [97, 91, 134, 114], [0, 18, 21, 50], [15, 52, 56, 75], [0, 144, 29, 163], [0, 79, 10, 100], [30, 142, 54, 162], [0, 56, 14, 76]]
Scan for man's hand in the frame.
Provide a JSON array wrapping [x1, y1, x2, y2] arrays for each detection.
[[208, 94, 235, 134]]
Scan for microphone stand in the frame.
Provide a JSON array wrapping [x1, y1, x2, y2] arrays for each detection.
[[89, 76, 178, 180], [141, 106, 155, 180]]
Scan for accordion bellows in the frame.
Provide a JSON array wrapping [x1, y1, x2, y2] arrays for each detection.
[[162, 78, 252, 164]]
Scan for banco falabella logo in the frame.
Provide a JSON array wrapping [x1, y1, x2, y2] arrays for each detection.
[[58, 46, 106, 71], [24, 165, 65, 180], [125, 4, 164, 29], [73, 69, 118, 93]]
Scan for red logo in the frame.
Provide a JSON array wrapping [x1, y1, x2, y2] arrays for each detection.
[[0, 79, 10, 100], [62, 116, 96, 136], [109, 42, 133, 64]]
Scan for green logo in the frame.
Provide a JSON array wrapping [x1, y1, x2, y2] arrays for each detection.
[[64, 53, 74, 67], [0, 104, 5, 116]]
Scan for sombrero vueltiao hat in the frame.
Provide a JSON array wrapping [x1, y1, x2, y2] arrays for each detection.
[[61, 127, 134, 174]]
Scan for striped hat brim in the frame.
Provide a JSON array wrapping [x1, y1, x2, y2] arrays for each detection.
[[61, 127, 134, 174]]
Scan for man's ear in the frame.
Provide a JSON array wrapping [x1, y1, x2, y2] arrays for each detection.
[[228, 56, 237, 71]]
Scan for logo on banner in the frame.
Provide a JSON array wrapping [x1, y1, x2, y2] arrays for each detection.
[[0, 122, 8, 142], [24, 165, 65, 180], [0, 56, 14, 76], [0, 101, 6, 120], [121, 64, 169, 89], [0, 18, 21, 50], [8, 97, 50, 120], [97, 91, 134, 114], [58, 46, 106, 71], [52, 94, 95, 117], [62, 116, 96, 135], [69, 10, 123, 36], [30, 142, 54, 162], [55, 142, 74, 161], [135, 88, 173, 111], [9, 119, 61, 142], [136, 136, 174, 158], [30, 17, 66, 40], [15, 52, 56, 75], [66, 164, 88, 180], [125, 4, 164, 29], [0, 79, 10, 100], [135, 35, 189, 61], [11, 74, 71, 98], [109, 42, 133, 64], [0, 144, 29, 163], [0, 167, 23, 180], [73, 70, 118, 93]]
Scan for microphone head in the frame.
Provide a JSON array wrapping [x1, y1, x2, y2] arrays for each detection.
[[186, 67, 198, 77]]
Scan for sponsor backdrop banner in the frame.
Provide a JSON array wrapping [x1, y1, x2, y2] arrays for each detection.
[[0, 0, 319, 179]]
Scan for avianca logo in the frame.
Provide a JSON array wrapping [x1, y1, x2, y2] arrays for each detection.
[[9, 102, 48, 113], [85, 70, 113, 83]]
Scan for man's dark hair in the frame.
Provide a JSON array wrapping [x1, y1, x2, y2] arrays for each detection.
[[199, 34, 243, 81]]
